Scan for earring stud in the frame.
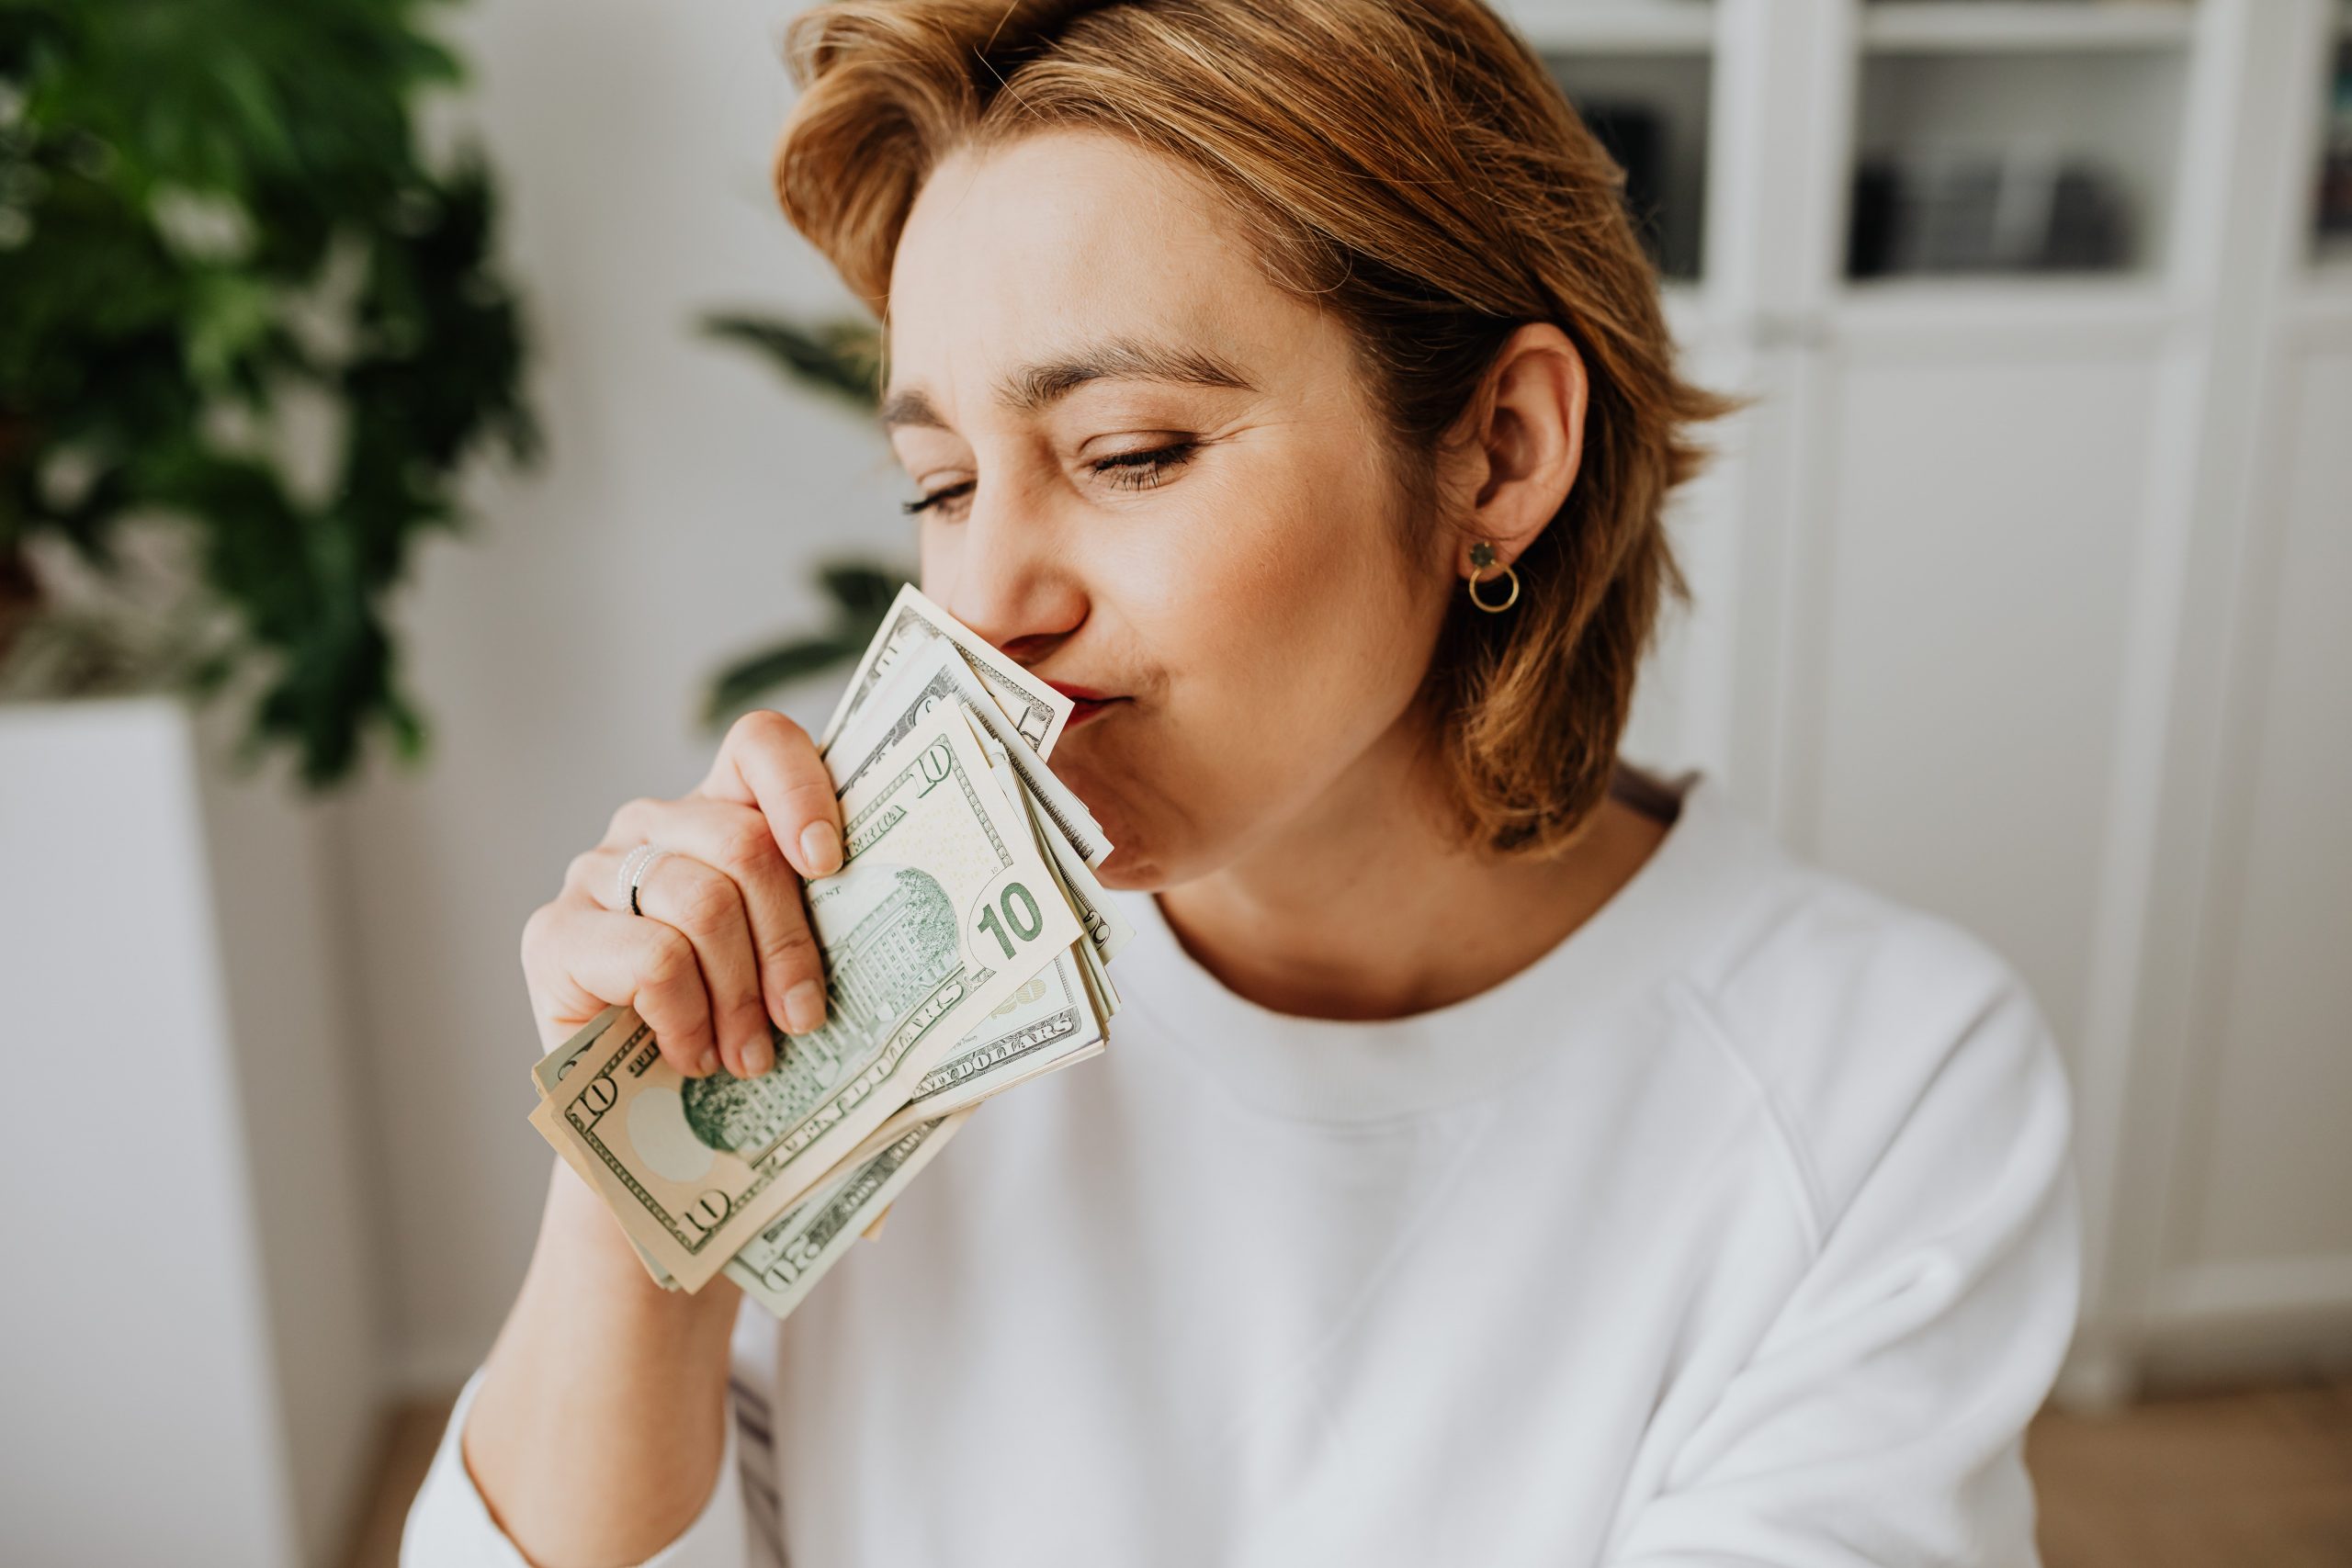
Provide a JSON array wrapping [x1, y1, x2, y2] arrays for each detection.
[[1466, 540, 1520, 614]]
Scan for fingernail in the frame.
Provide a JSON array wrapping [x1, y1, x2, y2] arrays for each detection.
[[695, 1048, 720, 1078], [786, 979, 826, 1034], [800, 821, 842, 876], [741, 1032, 775, 1076]]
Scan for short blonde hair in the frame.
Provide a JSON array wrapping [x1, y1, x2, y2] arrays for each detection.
[[775, 0, 1733, 855]]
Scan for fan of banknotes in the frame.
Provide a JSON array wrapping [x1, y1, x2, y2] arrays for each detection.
[[526, 585, 1129, 1319]]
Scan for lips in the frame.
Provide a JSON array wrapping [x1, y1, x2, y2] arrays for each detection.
[[1044, 680, 1125, 728]]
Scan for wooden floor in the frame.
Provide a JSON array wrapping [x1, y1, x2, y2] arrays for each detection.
[[345, 1376, 2352, 1568], [2028, 1375, 2352, 1568]]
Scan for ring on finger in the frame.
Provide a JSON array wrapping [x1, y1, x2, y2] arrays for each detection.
[[616, 841, 677, 918]]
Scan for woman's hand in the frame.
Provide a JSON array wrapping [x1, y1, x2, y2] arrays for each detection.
[[460, 711, 845, 1565], [521, 708, 846, 1077]]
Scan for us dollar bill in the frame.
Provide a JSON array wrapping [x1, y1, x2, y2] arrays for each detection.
[[828, 648, 1120, 972], [526, 1011, 681, 1288], [533, 1027, 970, 1312], [529, 1087, 678, 1289], [885, 713, 1114, 1108], [722, 1109, 970, 1321], [818, 583, 1072, 758], [968, 703, 1129, 972], [1014, 766, 1123, 1018], [530, 1003, 620, 1099], [829, 638, 1112, 867], [532, 1010, 982, 1298], [870, 945, 1106, 1145], [536, 704, 1079, 1290], [828, 704, 1111, 1134], [1018, 744, 1131, 973]]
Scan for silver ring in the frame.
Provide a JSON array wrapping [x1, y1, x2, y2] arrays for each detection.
[[616, 842, 673, 917]]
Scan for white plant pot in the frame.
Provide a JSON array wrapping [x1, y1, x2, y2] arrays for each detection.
[[0, 695, 382, 1568]]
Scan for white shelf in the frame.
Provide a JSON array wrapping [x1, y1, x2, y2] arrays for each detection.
[[1502, 0, 1713, 54], [1860, 2, 2196, 54], [1851, 41, 2188, 280], [1542, 49, 1713, 280]]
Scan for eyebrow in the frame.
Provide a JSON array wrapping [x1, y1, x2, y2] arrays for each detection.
[[877, 336, 1257, 434]]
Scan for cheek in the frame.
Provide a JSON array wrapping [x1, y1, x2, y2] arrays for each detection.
[[1125, 512, 1292, 659], [1159, 491, 1430, 729], [1087, 473, 1440, 873], [915, 519, 960, 592], [1131, 454, 1417, 684]]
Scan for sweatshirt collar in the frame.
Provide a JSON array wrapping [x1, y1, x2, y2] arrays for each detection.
[[1105, 765, 1778, 1122]]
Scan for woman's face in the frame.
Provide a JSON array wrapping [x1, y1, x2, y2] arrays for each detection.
[[884, 130, 1456, 890]]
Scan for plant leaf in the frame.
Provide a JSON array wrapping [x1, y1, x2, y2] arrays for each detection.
[[698, 311, 883, 414], [702, 634, 865, 727]]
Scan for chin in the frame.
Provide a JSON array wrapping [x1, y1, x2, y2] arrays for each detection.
[[1094, 841, 1169, 894], [1066, 760, 1219, 893]]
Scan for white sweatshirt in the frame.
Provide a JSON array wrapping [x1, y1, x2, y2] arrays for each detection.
[[405, 765, 2081, 1567]]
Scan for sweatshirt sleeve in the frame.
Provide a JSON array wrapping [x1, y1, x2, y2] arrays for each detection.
[[400, 1365, 752, 1568], [1609, 964, 2084, 1568]]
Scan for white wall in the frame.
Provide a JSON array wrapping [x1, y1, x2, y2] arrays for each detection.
[[341, 0, 888, 1387]]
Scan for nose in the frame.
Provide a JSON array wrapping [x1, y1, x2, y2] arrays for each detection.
[[927, 475, 1088, 665]]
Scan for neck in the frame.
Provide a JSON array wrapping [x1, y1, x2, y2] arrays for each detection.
[[1154, 716, 1668, 1021]]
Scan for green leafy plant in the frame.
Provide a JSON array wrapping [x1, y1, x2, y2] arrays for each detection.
[[0, 0, 537, 787], [697, 310, 908, 728]]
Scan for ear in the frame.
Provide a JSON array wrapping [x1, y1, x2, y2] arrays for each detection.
[[1441, 321, 1589, 578]]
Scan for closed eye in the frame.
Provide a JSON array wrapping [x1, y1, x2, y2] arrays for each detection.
[[900, 481, 972, 517], [900, 441, 1199, 516], [1091, 440, 1196, 491]]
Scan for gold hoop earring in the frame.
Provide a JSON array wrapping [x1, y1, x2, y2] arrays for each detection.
[[1466, 541, 1520, 614]]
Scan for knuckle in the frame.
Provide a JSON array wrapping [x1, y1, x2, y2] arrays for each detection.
[[514, 893, 564, 959], [670, 867, 741, 936], [640, 928, 699, 992], [519, 901, 560, 964], [727, 708, 806, 759], [644, 1004, 709, 1058], [779, 775, 839, 823], [605, 795, 662, 842], [561, 850, 601, 896], [762, 921, 820, 976], [718, 818, 783, 878]]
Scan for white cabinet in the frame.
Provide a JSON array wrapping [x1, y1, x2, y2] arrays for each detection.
[[1515, 0, 2352, 1399]]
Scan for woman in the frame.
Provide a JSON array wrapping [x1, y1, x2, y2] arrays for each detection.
[[406, 0, 2080, 1562]]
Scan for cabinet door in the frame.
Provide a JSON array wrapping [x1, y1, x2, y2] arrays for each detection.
[[1779, 324, 2167, 1071], [2154, 327, 2352, 1324]]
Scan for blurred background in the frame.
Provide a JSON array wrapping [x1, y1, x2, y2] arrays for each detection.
[[2, 0, 2347, 1564]]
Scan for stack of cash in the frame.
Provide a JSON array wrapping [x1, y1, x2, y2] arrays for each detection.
[[527, 585, 1129, 1320]]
